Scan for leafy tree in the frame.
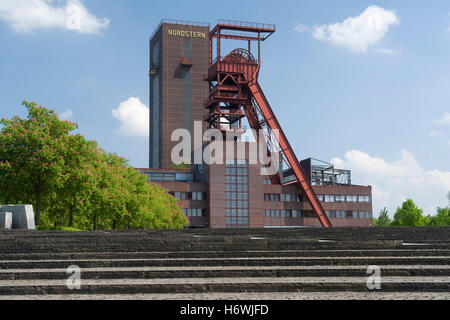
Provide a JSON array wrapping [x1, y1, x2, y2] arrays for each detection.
[[428, 207, 450, 226], [0, 101, 77, 225], [392, 199, 428, 226], [375, 207, 391, 226], [45, 135, 100, 227], [0, 101, 188, 230]]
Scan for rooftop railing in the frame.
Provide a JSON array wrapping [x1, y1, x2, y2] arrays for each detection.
[[217, 19, 275, 31]]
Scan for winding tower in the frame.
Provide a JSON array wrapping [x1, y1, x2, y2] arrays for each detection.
[[205, 20, 332, 228]]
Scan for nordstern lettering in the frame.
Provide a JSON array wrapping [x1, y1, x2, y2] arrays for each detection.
[[168, 29, 206, 38]]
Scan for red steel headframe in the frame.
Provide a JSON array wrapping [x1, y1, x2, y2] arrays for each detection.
[[206, 20, 332, 228]]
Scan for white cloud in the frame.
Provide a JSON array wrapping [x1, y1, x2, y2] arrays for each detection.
[[376, 48, 397, 55], [433, 112, 450, 126], [112, 97, 149, 137], [429, 130, 443, 137], [59, 109, 73, 120], [294, 23, 309, 33], [0, 0, 109, 34], [331, 150, 450, 217], [311, 5, 399, 53]]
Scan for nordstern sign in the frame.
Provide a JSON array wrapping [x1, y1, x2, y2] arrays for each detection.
[[168, 29, 206, 39]]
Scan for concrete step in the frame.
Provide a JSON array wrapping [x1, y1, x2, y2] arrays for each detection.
[[1, 227, 448, 298], [2, 291, 449, 300], [0, 277, 449, 295], [1, 256, 449, 269], [1, 242, 449, 255], [1, 249, 449, 261], [1, 265, 449, 280]]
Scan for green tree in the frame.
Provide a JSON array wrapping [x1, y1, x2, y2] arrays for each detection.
[[428, 207, 450, 226], [1, 101, 188, 230], [375, 207, 391, 226], [45, 135, 100, 228], [0, 101, 77, 225], [392, 199, 428, 226]]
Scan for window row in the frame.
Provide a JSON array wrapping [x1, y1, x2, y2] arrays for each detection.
[[226, 192, 249, 200], [326, 211, 373, 219], [226, 176, 248, 184], [226, 184, 249, 192], [226, 200, 249, 209], [264, 193, 301, 202], [318, 195, 371, 203], [226, 208, 249, 217], [182, 208, 206, 217], [226, 167, 248, 176], [147, 172, 194, 182], [172, 192, 207, 201], [225, 159, 248, 167], [226, 217, 249, 225], [265, 209, 302, 218]]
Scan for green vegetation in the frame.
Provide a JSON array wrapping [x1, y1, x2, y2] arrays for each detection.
[[375, 207, 391, 226], [428, 207, 450, 226], [169, 161, 190, 170], [375, 196, 450, 227], [392, 199, 428, 226], [0, 101, 187, 230]]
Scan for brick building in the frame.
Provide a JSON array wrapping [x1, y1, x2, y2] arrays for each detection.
[[141, 20, 373, 228]]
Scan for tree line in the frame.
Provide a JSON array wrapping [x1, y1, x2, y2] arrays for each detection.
[[0, 101, 187, 231], [374, 194, 450, 227]]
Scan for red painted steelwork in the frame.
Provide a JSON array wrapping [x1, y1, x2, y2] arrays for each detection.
[[206, 21, 332, 228]]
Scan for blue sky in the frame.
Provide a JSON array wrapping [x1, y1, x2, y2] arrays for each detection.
[[0, 0, 449, 216]]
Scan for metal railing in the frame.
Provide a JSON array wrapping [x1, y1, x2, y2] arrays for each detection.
[[218, 19, 275, 30]]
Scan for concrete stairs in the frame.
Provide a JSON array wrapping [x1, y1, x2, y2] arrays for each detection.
[[0, 227, 449, 299]]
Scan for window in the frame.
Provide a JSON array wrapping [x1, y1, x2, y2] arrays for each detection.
[[326, 211, 336, 219], [325, 195, 335, 203], [292, 210, 302, 218], [335, 211, 346, 219], [226, 159, 249, 228], [271, 194, 280, 202], [281, 194, 298, 202], [264, 193, 281, 202], [356, 211, 372, 219], [183, 208, 206, 217], [175, 192, 187, 200], [358, 196, 371, 203], [317, 195, 324, 202], [335, 195, 345, 202], [346, 195, 358, 203], [191, 192, 206, 201], [264, 179, 272, 185]]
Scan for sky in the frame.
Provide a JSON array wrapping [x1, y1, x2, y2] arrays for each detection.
[[0, 0, 450, 217]]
